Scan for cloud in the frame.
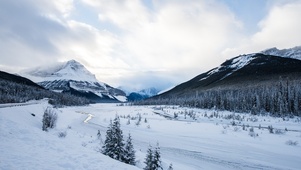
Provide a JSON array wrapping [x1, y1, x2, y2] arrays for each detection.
[[0, 0, 68, 68], [80, 0, 244, 89], [0, 0, 121, 72], [1, 0, 300, 91], [221, 0, 301, 58]]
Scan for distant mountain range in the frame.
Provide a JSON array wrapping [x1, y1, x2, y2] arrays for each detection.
[[127, 87, 160, 101], [261, 46, 301, 60], [21, 60, 126, 103]]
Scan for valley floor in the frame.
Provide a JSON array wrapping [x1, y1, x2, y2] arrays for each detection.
[[1, 101, 301, 170]]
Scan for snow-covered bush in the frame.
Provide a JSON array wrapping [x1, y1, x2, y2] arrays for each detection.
[[249, 127, 257, 137], [268, 125, 274, 134], [42, 107, 58, 131], [275, 129, 285, 135], [58, 131, 67, 138], [286, 140, 298, 146], [233, 126, 240, 132]]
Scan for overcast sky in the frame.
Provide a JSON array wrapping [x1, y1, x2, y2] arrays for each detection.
[[1, 0, 301, 91]]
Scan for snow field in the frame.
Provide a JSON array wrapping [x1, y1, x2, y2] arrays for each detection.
[[1, 102, 301, 169]]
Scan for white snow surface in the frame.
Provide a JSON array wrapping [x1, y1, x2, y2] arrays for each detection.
[[229, 54, 256, 70], [199, 54, 256, 81], [261, 46, 301, 60], [114, 95, 128, 102], [1, 101, 301, 170]]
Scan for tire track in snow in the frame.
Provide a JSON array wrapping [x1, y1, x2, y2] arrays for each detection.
[[161, 147, 285, 170]]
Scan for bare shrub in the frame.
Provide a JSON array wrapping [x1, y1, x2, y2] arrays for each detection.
[[58, 131, 67, 138], [221, 130, 227, 134], [268, 125, 274, 134], [275, 129, 286, 135], [248, 127, 257, 137], [234, 126, 240, 132], [286, 140, 298, 146], [42, 107, 58, 131]]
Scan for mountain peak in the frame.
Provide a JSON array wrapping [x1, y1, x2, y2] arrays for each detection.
[[260, 46, 301, 60], [22, 59, 98, 82], [65, 59, 81, 67]]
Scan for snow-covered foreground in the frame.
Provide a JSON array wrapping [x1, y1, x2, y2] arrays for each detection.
[[1, 101, 301, 170]]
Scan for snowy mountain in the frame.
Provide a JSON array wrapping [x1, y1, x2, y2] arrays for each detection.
[[261, 46, 301, 60], [127, 87, 160, 101], [155, 52, 301, 99], [138, 87, 160, 97], [22, 60, 126, 103]]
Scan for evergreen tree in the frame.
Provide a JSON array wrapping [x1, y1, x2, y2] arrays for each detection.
[[144, 145, 153, 170], [102, 120, 114, 158], [168, 163, 173, 170], [152, 143, 163, 170], [102, 116, 126, 161], [123, 133, 136, 165], [144, 143, 163, 170]]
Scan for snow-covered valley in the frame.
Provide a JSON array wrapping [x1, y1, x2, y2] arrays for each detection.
[[1, 101, 301, 170]]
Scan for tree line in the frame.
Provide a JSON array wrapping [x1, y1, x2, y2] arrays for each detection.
[[136, 80, 301, 117]]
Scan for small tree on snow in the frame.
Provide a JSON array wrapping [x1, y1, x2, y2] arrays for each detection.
[[153, 143, 163, 170], [168, 163, 173, 170], [42, 107, 57, 131], [144, 143, 163, 170], [144, 146, 153, 170], [102, 116, 125, 161], [123, 133, 136, 165]]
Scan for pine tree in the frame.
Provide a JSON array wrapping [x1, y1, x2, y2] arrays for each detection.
[[144, 145, 153, 170], [144, 143, 163, 170], [123, 133, 136, 165], [168, 163, 173, 170], [102, 116, 125, 161], [102, 120, 114, 158], [152, 143, 163, 170]]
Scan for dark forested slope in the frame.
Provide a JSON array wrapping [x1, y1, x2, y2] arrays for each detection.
[[140, 54, 301, 116], [0, 70, 89, 106]]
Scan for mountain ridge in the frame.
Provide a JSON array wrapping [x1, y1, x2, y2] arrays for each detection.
[[261, 46, 301, 60], [158, 53, 301, 98], [21, 60, 126, 103], [141, 47, 301, 116]]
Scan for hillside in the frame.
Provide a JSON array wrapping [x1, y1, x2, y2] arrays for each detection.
[[143, 53, 301, 116], [0, 70, 89, 106]]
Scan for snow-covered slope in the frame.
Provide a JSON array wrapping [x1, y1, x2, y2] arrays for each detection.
[[199, 53, 256, 81], [24, 60, 99, 82], [1, 101, 300, 169], [0, 101, 139, 170], [261, 46, 301, 60], [157, 52, 301, 99], [22, 60, 126, 102]]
